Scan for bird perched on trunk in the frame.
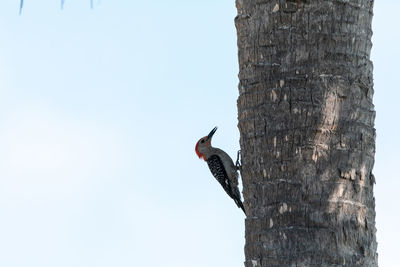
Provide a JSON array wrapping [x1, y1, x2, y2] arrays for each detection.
[[195, 127, 245, 214]]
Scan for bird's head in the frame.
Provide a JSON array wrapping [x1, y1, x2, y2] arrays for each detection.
[[195, 126, 217, 161]]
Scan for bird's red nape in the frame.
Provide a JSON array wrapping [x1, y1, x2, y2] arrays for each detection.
[[195, 138, 205, 160]]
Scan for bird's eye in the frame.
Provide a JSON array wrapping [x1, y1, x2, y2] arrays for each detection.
[[201, 139, 205, 143]]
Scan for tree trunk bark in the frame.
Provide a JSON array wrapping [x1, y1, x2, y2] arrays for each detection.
[[235, 0, 377, 266]]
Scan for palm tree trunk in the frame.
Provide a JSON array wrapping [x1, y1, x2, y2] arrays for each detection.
[[235, 0, 377, 266]]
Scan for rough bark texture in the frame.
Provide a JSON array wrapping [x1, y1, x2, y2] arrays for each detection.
[[235, 0, 377, 266]]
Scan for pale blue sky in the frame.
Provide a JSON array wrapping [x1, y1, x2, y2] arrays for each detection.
[[0, 1, 398, 267]]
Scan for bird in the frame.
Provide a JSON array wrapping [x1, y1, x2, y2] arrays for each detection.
[[195, 127, 245, 214]]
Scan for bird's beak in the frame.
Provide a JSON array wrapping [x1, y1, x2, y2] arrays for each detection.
[[207, 127, 217, 139]]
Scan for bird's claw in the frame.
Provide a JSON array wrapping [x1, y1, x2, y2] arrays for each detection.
[[235, 150, 242, 171]]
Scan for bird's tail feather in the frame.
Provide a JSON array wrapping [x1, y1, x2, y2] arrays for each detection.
[[235, 199, 246, 215]]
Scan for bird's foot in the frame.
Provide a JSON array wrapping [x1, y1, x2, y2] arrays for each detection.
[[235, 150, 242, 172]]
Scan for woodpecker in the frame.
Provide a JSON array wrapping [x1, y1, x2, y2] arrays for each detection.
[[195, 127, 245, 214]]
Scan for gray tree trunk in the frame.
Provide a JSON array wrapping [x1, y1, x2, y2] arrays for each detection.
[[235, 0, 377, 266]]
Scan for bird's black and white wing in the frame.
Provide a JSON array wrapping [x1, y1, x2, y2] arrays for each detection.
[[207, 155, 246, 214]]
